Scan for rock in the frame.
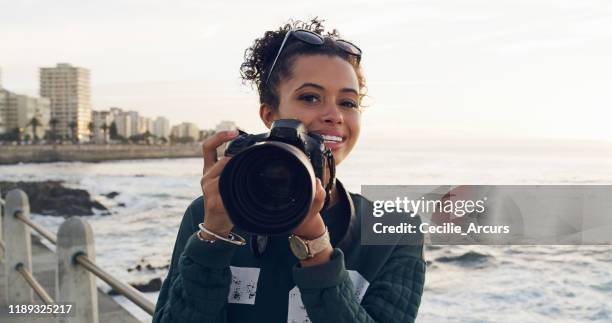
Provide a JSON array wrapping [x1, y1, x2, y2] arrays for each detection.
[[127, 262, 169, 272], [134, 277, 162, 293], [435, 251, 493, 267], [108, 278, 163, 295], [104, 191, 120, 199], [0, 181, 109, 216]]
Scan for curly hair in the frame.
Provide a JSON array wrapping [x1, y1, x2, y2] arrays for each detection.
[[240, 17, 366, 111]]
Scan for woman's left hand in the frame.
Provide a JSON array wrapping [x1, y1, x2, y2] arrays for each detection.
[[291, 178, 333, 266]]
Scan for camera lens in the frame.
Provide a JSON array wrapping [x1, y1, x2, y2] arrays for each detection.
[[258, 160, 293, 200], [219, 141, 316, 235]]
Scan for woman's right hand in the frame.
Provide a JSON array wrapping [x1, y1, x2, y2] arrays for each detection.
[[200, 130, 239, 240]]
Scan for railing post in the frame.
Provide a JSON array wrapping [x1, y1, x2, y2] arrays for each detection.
[[4, 189, 34, 303], [57, 217, 99, 323]]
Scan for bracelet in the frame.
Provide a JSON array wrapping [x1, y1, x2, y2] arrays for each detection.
[[197, 223, 247, 246]]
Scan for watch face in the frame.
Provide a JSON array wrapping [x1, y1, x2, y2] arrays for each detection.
[[288, 235, 310, 260]]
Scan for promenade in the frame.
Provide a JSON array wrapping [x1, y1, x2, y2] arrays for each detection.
[[0, 234, 142, 323], [0, 144, 201, 164]]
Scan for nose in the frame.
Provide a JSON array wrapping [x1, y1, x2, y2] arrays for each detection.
[[322, 101, 343, 125]]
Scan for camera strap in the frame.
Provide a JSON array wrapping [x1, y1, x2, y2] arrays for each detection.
[[322, 149, 336, 211]]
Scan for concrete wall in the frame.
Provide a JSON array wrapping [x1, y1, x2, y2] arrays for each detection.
[[0, 144, 201, 164]]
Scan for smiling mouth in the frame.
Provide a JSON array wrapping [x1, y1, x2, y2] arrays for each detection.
[[320, 134, 343, 143]]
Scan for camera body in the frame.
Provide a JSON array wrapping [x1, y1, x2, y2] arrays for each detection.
[[219, 119, 331, 235], [225, 119, 327, 182]]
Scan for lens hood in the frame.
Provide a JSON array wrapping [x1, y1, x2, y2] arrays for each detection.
[[219, 141, 316, 235]]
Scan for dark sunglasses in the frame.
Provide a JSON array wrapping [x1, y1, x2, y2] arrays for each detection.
[[265, 29, 362, 85]]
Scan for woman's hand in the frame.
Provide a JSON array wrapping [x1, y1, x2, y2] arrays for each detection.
[[292, 178, 327, 239], [200, 130, 239, 239], [292, 178, 334, 266]]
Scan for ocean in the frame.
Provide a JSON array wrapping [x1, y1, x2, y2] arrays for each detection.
[[1, 137, 611, 322]]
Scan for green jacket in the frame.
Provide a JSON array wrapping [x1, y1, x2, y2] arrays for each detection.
[[153, 181, 426, 322]]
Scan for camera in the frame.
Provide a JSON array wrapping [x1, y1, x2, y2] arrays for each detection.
[[219, 119, 334, 235]]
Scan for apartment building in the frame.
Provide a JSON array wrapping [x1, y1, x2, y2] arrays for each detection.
[[40, 63, 91, 141], [0, 88, 50, 139]]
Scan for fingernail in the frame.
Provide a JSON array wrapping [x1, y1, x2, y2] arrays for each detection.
[[226, 130, 239, 138], [316, 178, 322, 186]]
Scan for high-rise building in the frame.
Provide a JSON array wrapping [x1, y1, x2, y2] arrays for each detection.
[[0, 90, 7, 134], [40, 63, 91, 141], [92, 110, 114, 143], [171, 122, 200, 140], [138, 116, 151, 134], [147, 118, 155, 135], [0, 69, 5, 133], [0, 88, 50, 139], [152, 116, 170, 139], [114, 112, 132, 138], [127, 110, 139, 136], [105, 107, 133, 139]]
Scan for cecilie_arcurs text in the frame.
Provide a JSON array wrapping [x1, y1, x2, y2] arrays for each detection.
[[372, 222, 511, 235]]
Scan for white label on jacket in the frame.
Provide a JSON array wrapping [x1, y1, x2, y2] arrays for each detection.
[[347, 270, 370, 301], [228, 266, 260, 305], [287, 270, 370, 323]]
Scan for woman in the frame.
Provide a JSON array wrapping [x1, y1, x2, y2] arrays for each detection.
[[153, 18, 425, 323]]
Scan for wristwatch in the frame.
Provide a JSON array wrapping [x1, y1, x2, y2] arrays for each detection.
[[288, 227, 330, 260]]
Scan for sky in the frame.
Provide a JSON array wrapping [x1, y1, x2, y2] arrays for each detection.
[[1, 0, 611, 142]]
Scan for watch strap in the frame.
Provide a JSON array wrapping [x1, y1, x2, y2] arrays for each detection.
[[290, 227, 330, 259], [305, 229, 330, 257]]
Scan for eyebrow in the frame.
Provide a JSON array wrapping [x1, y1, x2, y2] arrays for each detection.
[[295, 82, 359, 96]]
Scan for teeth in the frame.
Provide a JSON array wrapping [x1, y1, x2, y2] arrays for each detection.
[[321, 134, 343, 143]]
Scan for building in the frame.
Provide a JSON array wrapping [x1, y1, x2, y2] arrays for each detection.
[[138, 116, 151, 134], [0, 88, 50, 139], [102, 107, 162, 140], [171, 122, 200, 141], [125, 111, 139, 137], [215, 120, 237, 133], [114, 112, 132, 139], [109, 107, 123, 118], [11, 94, 51, 140], [147, 118, 154, 135], [0, 89, 7, 134], [92, 110, 114, 143], [0, 69, 6, 133], [199, 129, 215, 141], [152, 116, 170, 139], [40, 63, 92, 141]]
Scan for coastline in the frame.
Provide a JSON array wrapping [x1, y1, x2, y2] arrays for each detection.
[[0, 144, 202, 164]]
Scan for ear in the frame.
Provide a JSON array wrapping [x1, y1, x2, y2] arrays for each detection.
[[259, 103, 277, 129]]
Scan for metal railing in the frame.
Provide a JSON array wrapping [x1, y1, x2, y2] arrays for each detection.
[[1, 189, 156, 322], [75, 254, 155, 314], [15, 262, 56, 305], [15, 210, 58, 244]]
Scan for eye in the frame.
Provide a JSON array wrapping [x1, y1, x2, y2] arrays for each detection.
[[298, 94, 320, 104], [341, 100, 358, 109]]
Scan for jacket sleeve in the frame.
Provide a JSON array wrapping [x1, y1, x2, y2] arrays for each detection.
[[293, 244, 426, 323], [153, 198, 240, 323]]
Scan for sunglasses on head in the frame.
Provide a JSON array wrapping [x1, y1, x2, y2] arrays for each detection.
[[265, 29, 362, 85]]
